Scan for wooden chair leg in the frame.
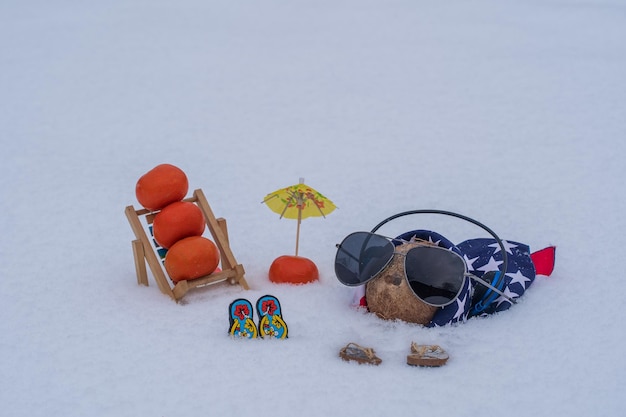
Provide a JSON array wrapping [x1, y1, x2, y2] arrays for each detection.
[[132, 239, 149, 286], [216, 217, 249, 289], [234, 264, 249, 289], [125, 205, 175, 299], [216, 217, 232, 270], [172, 280, 189, 301]]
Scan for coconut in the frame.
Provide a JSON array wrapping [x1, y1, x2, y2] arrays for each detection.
[[365, 242, 438, 324]]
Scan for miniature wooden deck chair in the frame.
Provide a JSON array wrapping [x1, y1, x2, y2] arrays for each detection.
[[125, 189, 249, 301]]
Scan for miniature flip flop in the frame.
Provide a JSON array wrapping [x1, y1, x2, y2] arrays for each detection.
[[339, 343, 382, 365], [228, 299, 258, 339], [256, 295, 288, 339], [406, 342, 449, 367]]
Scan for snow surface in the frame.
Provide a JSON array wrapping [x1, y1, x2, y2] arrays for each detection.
[[1, 1, 625, 416]]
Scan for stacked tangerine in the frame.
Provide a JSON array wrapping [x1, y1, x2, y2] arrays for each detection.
[[135, 164, 220, 282]]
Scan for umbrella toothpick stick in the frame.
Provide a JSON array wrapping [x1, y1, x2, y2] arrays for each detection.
[[295, 207, 301, 256], [294, 190, 304, 256]]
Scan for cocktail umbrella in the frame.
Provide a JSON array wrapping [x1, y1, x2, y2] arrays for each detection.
[[262, 178, 336, 256]]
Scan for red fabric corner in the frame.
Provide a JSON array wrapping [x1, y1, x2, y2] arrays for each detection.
[[359, 296, 368, 308], [531, 246, 556, 276]]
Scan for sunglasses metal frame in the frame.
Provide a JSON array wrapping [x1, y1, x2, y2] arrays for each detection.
[[372, 210, 517, 306], [336, 232, 516, 307], [335, 209, 518, 307]]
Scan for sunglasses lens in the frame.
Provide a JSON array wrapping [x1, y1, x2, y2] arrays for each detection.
[[404, 246, 465, 306], [335, 232, 395, 286]]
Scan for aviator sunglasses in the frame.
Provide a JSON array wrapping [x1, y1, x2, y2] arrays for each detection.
[[334, 210, 517, 307]]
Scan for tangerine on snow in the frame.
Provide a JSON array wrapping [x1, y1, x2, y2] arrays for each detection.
[[152, 201, 206, 249], [269, 255, 319, 284], [164, 236, 220, 282], [135, 164, 188, 211]]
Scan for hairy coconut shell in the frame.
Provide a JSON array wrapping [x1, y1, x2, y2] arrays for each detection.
[[366, 242, 438, 324]]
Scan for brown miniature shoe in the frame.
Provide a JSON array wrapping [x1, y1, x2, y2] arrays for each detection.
[[339, 343, 382, 365], [407, 342, 449, 367]]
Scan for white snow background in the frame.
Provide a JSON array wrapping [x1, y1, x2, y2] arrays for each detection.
[[1, 1, 625, 416]]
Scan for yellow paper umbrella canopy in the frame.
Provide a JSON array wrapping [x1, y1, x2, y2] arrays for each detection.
[[262, 179, 336, 255], [263, 181, 336, 219]]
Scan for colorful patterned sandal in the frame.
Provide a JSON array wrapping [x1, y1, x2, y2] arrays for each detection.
[[406, 342, 449, 367], [256, 295, 288, 339], [229, 299, 258, 339], [339, 343, 382, 365]]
